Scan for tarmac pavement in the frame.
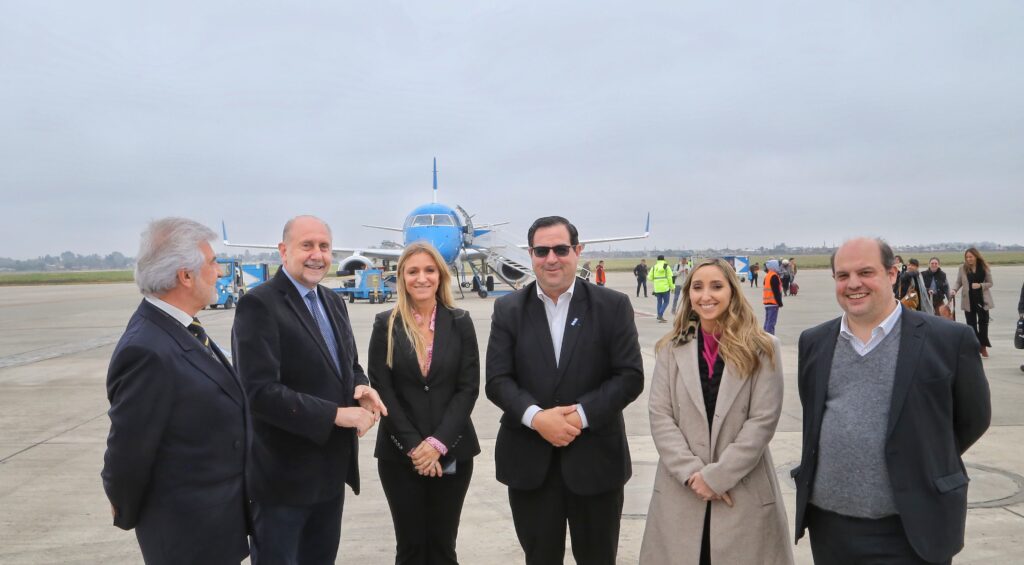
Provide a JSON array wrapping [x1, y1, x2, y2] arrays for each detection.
[[1, 267, 1022, 564]]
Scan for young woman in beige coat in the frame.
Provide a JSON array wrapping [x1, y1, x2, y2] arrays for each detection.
[[950, 247, 995, 357], [640, 258, 793, 565]]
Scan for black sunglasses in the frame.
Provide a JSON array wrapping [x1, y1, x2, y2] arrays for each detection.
[[531, 244, 575, 258]]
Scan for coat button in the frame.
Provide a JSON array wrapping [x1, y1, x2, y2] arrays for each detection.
[[424, 385, 430, 392], [233, 440, 241, 450]]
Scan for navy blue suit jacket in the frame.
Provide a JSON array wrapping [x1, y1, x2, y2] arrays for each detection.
[[102, 300, 250, 565], [232, 269, 369, 506]]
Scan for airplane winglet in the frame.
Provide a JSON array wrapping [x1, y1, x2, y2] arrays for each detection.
[[222, 220, 230, 244], [644, 212, 651, 236]]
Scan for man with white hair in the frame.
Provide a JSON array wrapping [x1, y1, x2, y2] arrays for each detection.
[[102, 217, 251, 564]]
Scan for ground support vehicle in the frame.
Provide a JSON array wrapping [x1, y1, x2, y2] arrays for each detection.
[[333, 269, 394, 304]]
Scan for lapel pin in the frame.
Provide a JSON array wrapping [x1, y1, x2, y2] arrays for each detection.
[[571, 317, 579, 327]]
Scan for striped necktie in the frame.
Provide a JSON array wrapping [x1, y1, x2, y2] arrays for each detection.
[[188, 317, 211, 349], [305, 290, 341, 371]]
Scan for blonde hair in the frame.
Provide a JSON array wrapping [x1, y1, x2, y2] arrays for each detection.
[[656, 258, 775, 377], [387, 242, 455, 367]]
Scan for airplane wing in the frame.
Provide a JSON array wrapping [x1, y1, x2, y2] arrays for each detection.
[[514, 213, 651, 248], [361, 224, 404, 232], [221, 222, 404, 259]]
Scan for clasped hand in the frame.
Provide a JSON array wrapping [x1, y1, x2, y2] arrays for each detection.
[[334, 385, 389, 437], [687, 471, 733, 507], [409, 441, 443, 477], [533, 405, 583, 447]]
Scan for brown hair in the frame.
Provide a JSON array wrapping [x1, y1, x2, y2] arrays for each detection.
[[964, 247, 989, 274], [387, 242, 455, 368], [656, 258, 775, 377]]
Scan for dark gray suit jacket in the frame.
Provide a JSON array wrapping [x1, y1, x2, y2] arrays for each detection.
[[792, 307, 991, 563], [485, 278, 644, 495]]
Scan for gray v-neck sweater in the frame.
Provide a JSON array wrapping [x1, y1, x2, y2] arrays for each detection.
[[810, 323, 901, 518]]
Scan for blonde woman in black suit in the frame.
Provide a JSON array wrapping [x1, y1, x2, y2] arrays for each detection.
[[369, 242, 480, 564]]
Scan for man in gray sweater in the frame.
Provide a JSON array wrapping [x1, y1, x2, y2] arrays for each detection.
[[792, 238, 991, 565]]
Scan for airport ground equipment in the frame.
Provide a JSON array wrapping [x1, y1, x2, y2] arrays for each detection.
[[209, 260, 271, 309], [333, 269, 394, 304], [720, 255, 750, 282]]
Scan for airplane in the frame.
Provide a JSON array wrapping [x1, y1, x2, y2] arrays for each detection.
[[222, 158, 651, 297]]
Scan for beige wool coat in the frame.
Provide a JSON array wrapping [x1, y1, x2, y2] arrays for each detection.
[[640, 336, 793, 565], [951, 265, 994, 312]]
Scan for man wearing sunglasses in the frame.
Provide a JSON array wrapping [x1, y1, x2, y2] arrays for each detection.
[[486, 215, 645, 565]]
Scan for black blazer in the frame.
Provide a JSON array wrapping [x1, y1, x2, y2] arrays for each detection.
[[368, 306, 481, 464], [792, 307, 991, 563], [232, 269, 370, 506], [485, 279, 644, 495], [102, 300, 250, 565]]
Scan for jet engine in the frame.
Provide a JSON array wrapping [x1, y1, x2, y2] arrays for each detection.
[[335, 255, 376, 276]]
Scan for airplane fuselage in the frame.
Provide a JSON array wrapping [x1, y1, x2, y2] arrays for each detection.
[[402, 202, 464, 266]]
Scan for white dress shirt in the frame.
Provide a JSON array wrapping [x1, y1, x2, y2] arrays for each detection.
[[522, 280, 589, 429], [145, 296, 193, 328], [839, 301, 903, 356]]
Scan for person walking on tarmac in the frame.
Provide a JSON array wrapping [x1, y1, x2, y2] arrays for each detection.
[[649, 255, 674, 322], [671, 257, 690, 315], [595, 260, 607, 287], [763, 259, 784, 335], [634, 259, 649, 297]]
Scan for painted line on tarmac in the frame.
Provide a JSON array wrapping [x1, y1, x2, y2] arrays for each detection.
[[0, 310, 234, 370], [0, 411, 107, 464], [0, 334, 123, 370]]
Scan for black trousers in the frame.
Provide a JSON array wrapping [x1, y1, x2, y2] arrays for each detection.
[[965, 308, 992, 347], [507, 452, 623, 565], [806, 505, 950, 565], [636, 278, 647, 297], [251, 492, 343, 565], [378, 457, 474, 565]]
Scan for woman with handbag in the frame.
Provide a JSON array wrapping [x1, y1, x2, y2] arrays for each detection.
[[922, 257, 951, 315], [368, 242, 480, 564], [951, 247, 995, 358], [640, 258, 793, 565]]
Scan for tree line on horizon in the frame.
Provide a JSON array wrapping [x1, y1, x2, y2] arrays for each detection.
[[3, 242, 1021, 273]]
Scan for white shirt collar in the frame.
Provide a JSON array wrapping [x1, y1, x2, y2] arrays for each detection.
[[839, 301, 903, 354], [535, 278, 577, 306], [144, 296, 194, 327]]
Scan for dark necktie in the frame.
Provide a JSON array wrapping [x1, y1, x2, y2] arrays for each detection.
[[187, 317, 223, 364], [305, 290, 341, 371], [188, 317, 212, 349]]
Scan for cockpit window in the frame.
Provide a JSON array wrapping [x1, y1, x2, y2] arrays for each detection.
[[432, 215, 455, 226], [412, 215, 433, 226]]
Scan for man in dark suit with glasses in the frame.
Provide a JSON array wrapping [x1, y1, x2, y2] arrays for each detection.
[[486, 215, 644, 564]]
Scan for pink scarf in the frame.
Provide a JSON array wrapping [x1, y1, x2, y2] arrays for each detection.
[[700, 327, 721, 380]]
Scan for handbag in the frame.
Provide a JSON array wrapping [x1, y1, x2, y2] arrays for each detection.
[[900, 287, 920, 311], [1015, 317, 1024, 350]]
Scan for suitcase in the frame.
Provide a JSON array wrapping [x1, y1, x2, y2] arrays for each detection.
[[789, 282, 799, 296]]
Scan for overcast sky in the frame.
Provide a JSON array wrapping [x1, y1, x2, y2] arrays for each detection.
[[2, 1, 1021, 259]]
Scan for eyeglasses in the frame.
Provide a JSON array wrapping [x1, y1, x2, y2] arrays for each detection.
[[530, 244, 574, 258]]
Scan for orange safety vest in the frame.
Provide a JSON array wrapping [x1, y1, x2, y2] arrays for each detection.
[[763, 270, 779, 306], [595, 266, 606, 284]]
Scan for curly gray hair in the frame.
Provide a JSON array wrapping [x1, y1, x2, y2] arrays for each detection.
[[134, 218, 217, 296]]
